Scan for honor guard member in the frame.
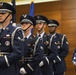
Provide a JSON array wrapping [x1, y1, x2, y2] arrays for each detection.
[[0, 2, 24, 75], [19, 14, 44, 75], [48, 19, 69, 75], [34, 15, 55, 75]]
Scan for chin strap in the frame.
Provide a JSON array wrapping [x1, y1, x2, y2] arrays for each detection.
[[38, 23, 44, 32], [23, 24, 32, 32], [0, 13, 11, 24]]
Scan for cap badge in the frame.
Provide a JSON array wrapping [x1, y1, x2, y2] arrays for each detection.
[[0, 3, 3, 7], [23, 15, 27, 18], [50, 20, 52, 22]]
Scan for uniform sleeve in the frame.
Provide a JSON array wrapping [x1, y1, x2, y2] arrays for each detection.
[[47, 39, 58, 62], [59, 36, 69, 60], [42, 36, 57, 65], [0, 28, 24, 67], [23, 38, 44, 74]]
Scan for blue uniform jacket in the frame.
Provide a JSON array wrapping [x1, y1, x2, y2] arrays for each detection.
[[23, 34, 44, 75], [0, 23, 24, 75], [51, 33, 69, 73], [40, 32, 53, 75]]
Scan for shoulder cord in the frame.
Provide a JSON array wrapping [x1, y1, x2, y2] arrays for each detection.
[[11, 27, 22, 48], [49, 34, 56, 49], [61, 35, 65, 47], [33, 37, 41, 56]]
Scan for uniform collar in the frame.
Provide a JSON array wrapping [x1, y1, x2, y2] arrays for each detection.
[[37, 31, 45, 38], [25, 33, 31, 39], [50, 33, 56, 36]]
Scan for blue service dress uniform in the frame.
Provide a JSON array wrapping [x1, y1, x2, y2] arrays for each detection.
[[22, 33, 44, 75], [0, 23, 24, 75], [51, 33, 69, 75], [38, 32, 54, 75]]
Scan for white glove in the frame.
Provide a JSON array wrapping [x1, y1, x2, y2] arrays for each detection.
[[39, 61, 44, 67], [73, 62, 76, 66], [20, 67, 27, 74]]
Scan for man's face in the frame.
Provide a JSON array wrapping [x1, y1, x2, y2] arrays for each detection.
[[21, 22, 33, 31], [48, 26, 57, 34], [36, 22, 46, 31], [0, 11, 12, 23]]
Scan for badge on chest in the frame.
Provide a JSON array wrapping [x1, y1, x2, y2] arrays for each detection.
[[4, 34, 11, 46], [5, 41, 10, 46], [55, 41, 61, 49]]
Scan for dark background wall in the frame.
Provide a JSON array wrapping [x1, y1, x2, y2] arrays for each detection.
[[16, 0, 76, 75]]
